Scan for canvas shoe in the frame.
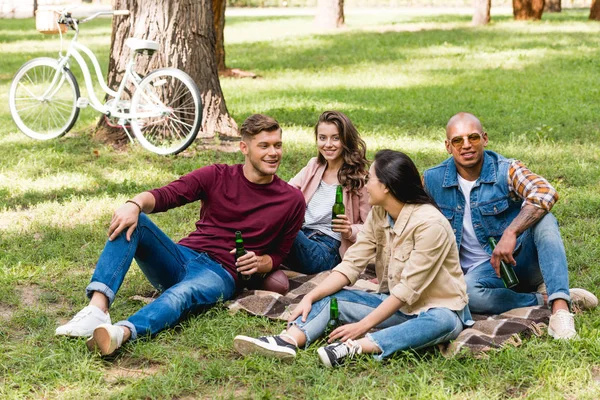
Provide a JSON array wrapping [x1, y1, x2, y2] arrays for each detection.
[[233, 334, 298, 361], [86, 323, 125, 356], [55, 305, 111, 337], [317, 339, 362, 368], [548, 309, 577, 340], [569, 288, 598, 312]]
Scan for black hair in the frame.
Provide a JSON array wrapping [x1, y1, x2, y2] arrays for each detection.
[[373, 150, 437, 207]]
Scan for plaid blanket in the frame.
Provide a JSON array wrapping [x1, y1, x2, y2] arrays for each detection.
[[226, 269, 551, 358]]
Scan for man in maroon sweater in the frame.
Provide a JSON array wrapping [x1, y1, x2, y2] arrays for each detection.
[[55, 114, 306, 356]]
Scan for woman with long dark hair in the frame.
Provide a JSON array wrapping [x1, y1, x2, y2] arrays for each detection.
[[285, 111, 370, 274], [234, 150, 472, 366]]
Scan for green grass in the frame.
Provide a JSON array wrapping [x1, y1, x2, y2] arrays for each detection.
[[1, 8, 600, 399]]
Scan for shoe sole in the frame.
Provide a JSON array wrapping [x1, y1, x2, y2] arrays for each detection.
[[547, 326, 577, 340], [86, 326, 117, 356], [233, 335, 295, 361], [570, 288, 599, 311], [317, 347, 334, 368], [55, 329, 94, 338]]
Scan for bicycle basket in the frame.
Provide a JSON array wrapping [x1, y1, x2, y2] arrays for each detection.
[[36, 9, 67, 35]]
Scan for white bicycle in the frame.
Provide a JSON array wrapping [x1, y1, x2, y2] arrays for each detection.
[[8, 8, 202, 155]]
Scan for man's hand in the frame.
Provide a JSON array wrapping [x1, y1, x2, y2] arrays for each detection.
[[108, 202, 141, 242], [490, 231, 517, 276], [332, 214, 352, 239], [229, 250, 272, 277], [288, 296, 314, 323], [328, 321, 370, 343]]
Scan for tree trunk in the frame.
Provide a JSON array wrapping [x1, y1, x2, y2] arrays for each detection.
[[96, 0, 237, 146], [544, 0, 561, 12], [314, 0, 344, 30], [513, 0, 545, 20], [591, 0, 600, 20], [212, 0, 226, 72], [472, 0, 491, 26]]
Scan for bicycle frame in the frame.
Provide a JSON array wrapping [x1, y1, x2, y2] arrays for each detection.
[[43, 20, 168, 121]]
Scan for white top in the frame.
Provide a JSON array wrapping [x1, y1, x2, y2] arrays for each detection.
[[304, 181, 341, 241], [457, 175, 490, 273]]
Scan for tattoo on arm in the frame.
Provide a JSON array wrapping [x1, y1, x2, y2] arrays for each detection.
[[506, 204, 547, 236]]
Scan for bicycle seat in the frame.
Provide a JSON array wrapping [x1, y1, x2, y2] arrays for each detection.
[[125, 38, 160, 54]]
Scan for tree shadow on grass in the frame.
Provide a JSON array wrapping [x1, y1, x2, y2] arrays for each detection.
[[223, 21, 600, 142], [227, 25, 600, 73], [0, 130, 250, 209]]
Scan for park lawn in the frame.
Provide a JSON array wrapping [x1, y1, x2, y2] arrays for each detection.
[[1, 8, 600, 399]]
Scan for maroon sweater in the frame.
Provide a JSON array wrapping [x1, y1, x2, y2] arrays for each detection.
[[149, 164, 305, 282]]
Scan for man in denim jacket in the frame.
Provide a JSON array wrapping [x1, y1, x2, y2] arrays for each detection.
[[423, 112, 597, 339]]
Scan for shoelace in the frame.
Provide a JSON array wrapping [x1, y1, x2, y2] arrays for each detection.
[[70, 309, 92, 322], [553, 311, 575, 331], [331, 339, 362, 359]]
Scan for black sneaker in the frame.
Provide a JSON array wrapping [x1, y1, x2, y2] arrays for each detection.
[[317, 340, 362, 368], [233, 335, 297, 361]]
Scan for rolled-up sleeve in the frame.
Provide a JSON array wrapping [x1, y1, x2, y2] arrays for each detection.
[[508, 160, 558, 211], [333, 208, 377, 284], [390, 222, 452, 305]]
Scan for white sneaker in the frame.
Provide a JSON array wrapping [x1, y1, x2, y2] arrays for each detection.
[[55, 305, 111, 337], [548, 309, 577, 340], [570, 288, 598, 312], [86, 324, 125, 356]]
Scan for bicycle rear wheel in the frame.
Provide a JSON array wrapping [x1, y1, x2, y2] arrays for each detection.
[[9, 57, 80, 140], [130, 68, 202, 155]]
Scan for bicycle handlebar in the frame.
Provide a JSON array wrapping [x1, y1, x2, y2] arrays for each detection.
[[80, 10, 130, 24]]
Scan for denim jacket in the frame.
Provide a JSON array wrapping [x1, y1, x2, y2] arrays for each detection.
[[423, 150, 524, 254]]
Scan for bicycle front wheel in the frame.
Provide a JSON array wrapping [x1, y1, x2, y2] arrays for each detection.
[[9, 57, 80, 140], [130, 68, 202, 155]]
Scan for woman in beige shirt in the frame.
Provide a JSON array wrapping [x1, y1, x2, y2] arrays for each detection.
[[234, 150, 472, 367]]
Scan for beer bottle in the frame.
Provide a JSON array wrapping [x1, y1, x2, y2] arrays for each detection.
[[235, 231, 250, 281], [324, 297, 340, 337], [488, 237, 519, 288], [331, 185, 345, 227]]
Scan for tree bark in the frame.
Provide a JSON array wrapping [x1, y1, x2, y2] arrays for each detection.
[[96, 0, 237, 145], [314, 0, 344, 30], [544, 0, 561, 12], [513, 0, 545, 20], [472, 0, 491, 26], [591, 0, 600, 20], [212, 0, 226, 72]]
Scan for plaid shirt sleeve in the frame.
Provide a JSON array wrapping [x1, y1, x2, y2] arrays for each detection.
[[507, 160, 559, 211]]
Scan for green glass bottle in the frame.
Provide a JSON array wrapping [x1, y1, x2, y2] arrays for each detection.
[[331, 185, 345, 227], [324, 297, 340, 337], [235, 231, 250, 281], [488, 237, 519, 289]]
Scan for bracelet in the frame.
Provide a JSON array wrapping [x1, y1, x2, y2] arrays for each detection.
[[126, 199, 143, 214]]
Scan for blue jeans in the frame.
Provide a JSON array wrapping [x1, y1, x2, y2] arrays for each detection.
[[285, 228, 341, 274], [86, 213, 236, 340], [465, 213, 570, 314], [290, 289, 464, 360]]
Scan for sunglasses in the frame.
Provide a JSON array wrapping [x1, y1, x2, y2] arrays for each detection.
[[449, 133, 482, 149]]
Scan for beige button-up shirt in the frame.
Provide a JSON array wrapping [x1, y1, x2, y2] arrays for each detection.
[[334, 203, 469, 315]]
